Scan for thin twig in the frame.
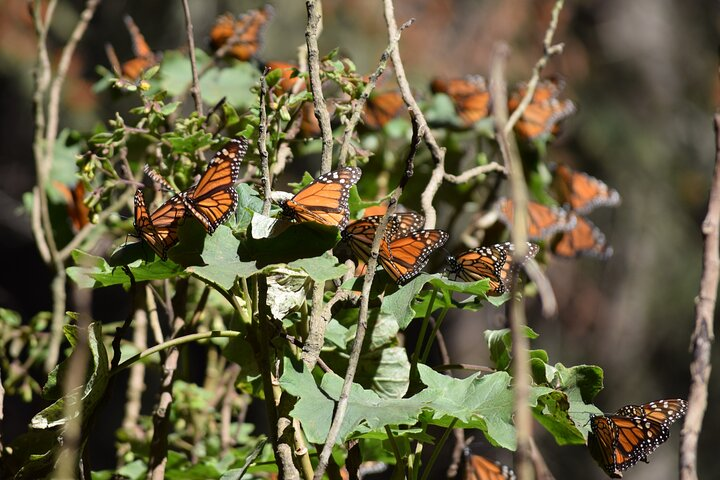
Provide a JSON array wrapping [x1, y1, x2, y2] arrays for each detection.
[[529, 437, 556, 480], [504, 0, 565, 136], [490, 43, 533, 480], [382, 0, 446, 228], [679, 113, 720, 480], [336, 19, 414, 166], [305, 0, 333, 173], [180, 0, 203, 115], [259, 70, 272, 215], [313, 117, 421, 479], [443, 163, 507, 184]]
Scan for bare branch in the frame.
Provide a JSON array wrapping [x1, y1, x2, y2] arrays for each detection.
[[504, 0, 565, 135], [305, 0, 334, 173], [443, 163, 507, 184], [259, 70, 273, 216], [679, 113, 720, 480], [180, 0, 204, 114], [313, 116, 421, 480]]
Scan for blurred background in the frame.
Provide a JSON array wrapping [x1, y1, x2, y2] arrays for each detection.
[[1, 0, 718, 478]]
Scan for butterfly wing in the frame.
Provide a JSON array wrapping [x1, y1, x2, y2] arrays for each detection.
[[554, 164, 621, 214], [362, 91, 405, 129], [616, 399, 688, 428], [497, 198, 576, 240], [282, 167, 362, 229], [431, 76, 491, 126], [588, 415, 623, 478], [210, 6, 274, 61], [508, 77, 576, 140], [448, 242, 539, 295], [379, 230, 449, 284], [343, 212, 425, 263], [552, 216, 612, 259], [463, 454, 516, 480], [134, 189, 186, 260], [121, 16, 156, 80], [182, 138, 247, 234]]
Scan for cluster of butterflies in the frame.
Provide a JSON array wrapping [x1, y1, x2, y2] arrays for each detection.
[[133, 138, 540, 293], [458, 398, 688, 479], [495, 162, 621, 259]]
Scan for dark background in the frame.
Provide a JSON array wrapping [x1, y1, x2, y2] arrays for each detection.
[[1, 1, 718, 478]]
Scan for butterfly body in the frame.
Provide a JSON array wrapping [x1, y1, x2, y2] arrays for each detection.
[[588, 399, 687, 478], [447, 242, 539, 295], [497, 198, 576, 240], [508, 77, 575, 140], [553, 164, 621, 215], [362, 91, 406, 130], [552, 215, 612, 259], [430, 75, 491, 126], [210, 6, 274, 61], [280, 167, 362, 229]]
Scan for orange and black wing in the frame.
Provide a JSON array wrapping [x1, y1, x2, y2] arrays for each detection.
[[588, 415, 623, 478], [553, 164, 621, 214], [181, 138, 247, 234], [463, 453, 516, 480], [120, 16, 157, 80], [552, 216, 612, 259], [362, 91, 406, 129], [210, 6, 274, 61], [342, 212, 425, 264], [379, 229, 449, 284], [134, 189, 186, 260], [447, 242, 539, 295], [497, 198, 576, 240], [281, 167, 362, 229], [508, 77, 576, 141], [615, 399, 687, 429], [431, 75, 491, 126]]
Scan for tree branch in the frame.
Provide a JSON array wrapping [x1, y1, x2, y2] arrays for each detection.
[[180, 0, 204, 114], [679, 112, 720, 480]]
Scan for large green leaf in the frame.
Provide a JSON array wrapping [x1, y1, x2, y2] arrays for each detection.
[[188, 225, 259, 291], [533, 390, 586, 445], [67, 250, 185, 289], [280, 358, 423, 444], [288, 252, 349, 283], [485, 327, 539, 371], [554, 363, 604, 437]]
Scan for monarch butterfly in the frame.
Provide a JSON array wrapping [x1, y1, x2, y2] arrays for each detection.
[[447, 242, 539, 295], [497, 198, 576, 240], [552, 215, 612, 259], [430, 75, 491, 126], [342, 212, 425, 264], [265, 61, 304, 94], [462, 452, 516, 480], [210, 6, 274, 61], [280, 167, 362, 229], [53, 181, 91, 233], [508, 77, 576, 141], [145, 139, 246, 234], [133, 189, 186, 260], [553, 164, 621, 215], [378, 229, 449, 284], [588, 399, 687, 478], [362, 90, 406, 129]]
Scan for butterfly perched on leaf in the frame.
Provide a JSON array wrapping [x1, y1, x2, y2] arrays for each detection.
[[145, 138, 247, 234], [342, 212, 425, 264], [378, 229, 449, 285], [508, 77, 576, 141], [552, 215, 612, 259], [133, 189, 186, 260], [362, 90, 406, 130], [447, 242, 539, 295], [462, 452, 516, 480], [210, 5, 274, 61], [552, 163, 621, 215], [280, 167, 362, 229], [496, 198, 576, 240], [430, 75, 491, 127], [587, 399, 687, 478]]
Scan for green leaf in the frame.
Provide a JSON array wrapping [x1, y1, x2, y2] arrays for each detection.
[[485, 327, 539, 371], [264, 266, 308, 320], [188, 225, 259, 291], [413, 365, 515, 449], [235, 183, 264, 231], [242, 219, 341, 266], [200, 60, 259, 107], [280, 357, 423, 444], [355, 346, 410, 399], [533, 390, 586, 445], [288, 252, 349, 283], [67, 250, 186, 289], [553, 363, 604, 437]]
